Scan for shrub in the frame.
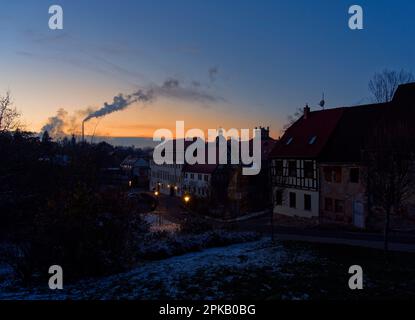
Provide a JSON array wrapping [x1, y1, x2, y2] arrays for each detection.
[[1, 185, 148, 284]]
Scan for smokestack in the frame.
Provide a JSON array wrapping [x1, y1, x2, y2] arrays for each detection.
[[82, 120, 85, 143]]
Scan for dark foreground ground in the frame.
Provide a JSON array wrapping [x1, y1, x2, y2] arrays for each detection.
[[1, 237, 414, 300]]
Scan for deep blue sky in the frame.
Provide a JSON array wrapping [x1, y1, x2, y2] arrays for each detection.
[[1, 0, 414, 137]]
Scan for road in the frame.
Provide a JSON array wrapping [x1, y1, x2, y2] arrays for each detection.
[[151, 194, 189, 225], [153, 194, 415, 252]]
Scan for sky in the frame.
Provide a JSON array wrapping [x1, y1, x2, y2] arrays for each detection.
[[0, 0, 414, 143]]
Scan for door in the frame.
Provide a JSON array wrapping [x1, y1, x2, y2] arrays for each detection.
[[353, 201, 365, 229]]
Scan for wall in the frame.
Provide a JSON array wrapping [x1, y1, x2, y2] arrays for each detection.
[[182, 172, 211, 198], [273, 187, 319, 218], [319, 164, 367, 227], [149, 160, 184, 196]]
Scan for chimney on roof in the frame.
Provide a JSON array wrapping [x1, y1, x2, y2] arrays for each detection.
[[257, 125, 270, 140], [304, 104, 310, 120]]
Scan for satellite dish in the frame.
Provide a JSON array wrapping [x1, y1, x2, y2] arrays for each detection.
[[319, 92, 325, 109]]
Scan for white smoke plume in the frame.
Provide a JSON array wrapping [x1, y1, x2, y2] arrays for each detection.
[[83, 89, 154, 122], [41, 108, 68, 138]]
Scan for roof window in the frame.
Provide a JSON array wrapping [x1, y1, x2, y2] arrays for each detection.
[[308, 135, 317, 145]]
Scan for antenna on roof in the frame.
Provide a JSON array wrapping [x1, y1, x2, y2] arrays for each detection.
[[319, 92, 325, 109]]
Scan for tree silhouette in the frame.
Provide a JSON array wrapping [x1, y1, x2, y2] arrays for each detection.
[[0, 91, 20, 132], [369, 69, 414, 103]]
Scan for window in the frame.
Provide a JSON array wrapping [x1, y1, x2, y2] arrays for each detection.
[[185, 173, 188, 179], [350, 168, 359, 183], [204, 175, 209, 182], [275, 190, 283, 206], [304, 194, 312, 211], [289, 192, 296, 208], [333, 168, 342, 183], [286, 137, 293, 145], [325, 198, 333, 211], [335, 200, 345, 213], [198, 174, 202, 180], [308, 135, 317, 145], [190, 173, 194, 179], [304, 161, 314, 179], [276, 160, 283, 176], [324, 166, 342, 183], [288, 161, 297, 177]]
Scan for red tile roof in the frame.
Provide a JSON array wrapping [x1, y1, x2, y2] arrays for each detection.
[[270, 82, 415, 161], [270, 108, 344, 159]]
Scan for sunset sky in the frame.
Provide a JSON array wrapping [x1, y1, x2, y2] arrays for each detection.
[[1, 0, 415, 143]]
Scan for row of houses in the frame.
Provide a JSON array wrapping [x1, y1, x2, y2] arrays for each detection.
[[149, 127, 277, 217], [148, 83, 415, 229]]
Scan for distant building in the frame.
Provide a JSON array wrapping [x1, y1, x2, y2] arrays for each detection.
[[149, 140, 191, 196], [182, 164, 218, 198], [227, 127, 277, 216], [121, 156, 150, 188]]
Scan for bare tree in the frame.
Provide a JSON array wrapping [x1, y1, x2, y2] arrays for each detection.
[[364, 118, 415, 251], [0, 92, 21, 133], [282, 107, 303, 133], [368, 69, 414, 103]]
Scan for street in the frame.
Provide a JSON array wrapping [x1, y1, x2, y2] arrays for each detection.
[[153, 194, 415, 253]]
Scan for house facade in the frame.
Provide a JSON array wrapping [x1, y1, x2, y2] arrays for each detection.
[[227, 128, 277, 216], [270, 83, 415, 229], [121, 156, 150, 188], [182, 164, 217, 198], [319, 164, 367, 228], [271, 158, 319, 218], [149, 161, 184, 196], [149, 139, 190, 196], [270, 106, 343, 223]]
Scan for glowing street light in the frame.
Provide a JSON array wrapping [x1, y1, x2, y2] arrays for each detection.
[[184, 195, 190, 203], [154, 191, 159, 196]]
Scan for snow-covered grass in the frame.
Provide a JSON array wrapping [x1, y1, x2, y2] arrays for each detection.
[[137, 230, 260, 260], [3, 237, 415, 300], [0, 238, 315, 300], [141, 213, 180, 233]]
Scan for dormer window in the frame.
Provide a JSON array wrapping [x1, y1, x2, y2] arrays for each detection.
[[309, 135, 317, 145], [286, 137, 293, 145]]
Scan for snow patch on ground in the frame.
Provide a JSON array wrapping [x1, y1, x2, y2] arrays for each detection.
[[0, 238, 315, 300], [141, 213, 181, 233]]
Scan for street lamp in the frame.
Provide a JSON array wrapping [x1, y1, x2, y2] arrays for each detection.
[[184, 195, 190, 204], [154, 191, 159, 196]]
